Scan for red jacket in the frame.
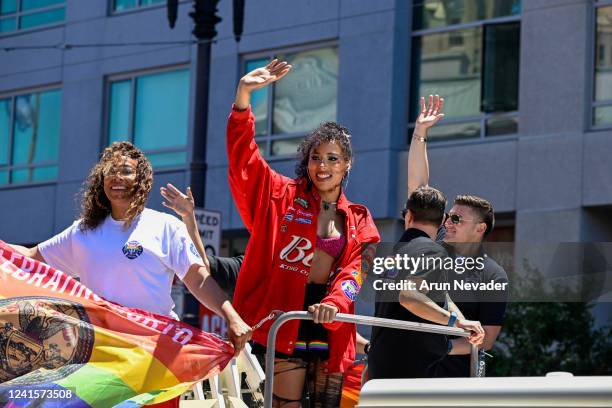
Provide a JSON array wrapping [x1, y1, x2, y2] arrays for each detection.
[[227, 106, 380, 373]]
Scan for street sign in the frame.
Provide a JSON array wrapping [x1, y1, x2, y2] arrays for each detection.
[[194, 208, 221, 256], [200, 304, 228, 338]]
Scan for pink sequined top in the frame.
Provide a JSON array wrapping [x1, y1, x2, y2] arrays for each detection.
[[316, 234, 347, 259]]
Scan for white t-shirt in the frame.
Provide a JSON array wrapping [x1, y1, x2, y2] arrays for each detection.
[[38, 208, 203, 318]]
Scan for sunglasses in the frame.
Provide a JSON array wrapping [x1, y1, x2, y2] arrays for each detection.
[[399, 210, 474, 225], [446, 213, 481, 225], [103, 166, 136, 178]]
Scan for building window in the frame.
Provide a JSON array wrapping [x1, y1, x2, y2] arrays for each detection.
[[107, 68, 190, 168], [594, 3, 612, 127], [410, 0, 521, 141], [0, 88, 62, 185], [0, 0, 65, 34], [243, 45, 338, 157], [111, 0, 164, 13]]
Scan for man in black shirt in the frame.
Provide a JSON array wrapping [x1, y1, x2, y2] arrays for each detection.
[[406, 95, 509, 377], [209, 254, 243, 299], [159, 183, 244, 300], [368, 187, 485, 379], [435, 246, 507, 376], [433, 197, 509, 377]]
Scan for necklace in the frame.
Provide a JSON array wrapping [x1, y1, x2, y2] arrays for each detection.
[[322, 200, 337, 211]]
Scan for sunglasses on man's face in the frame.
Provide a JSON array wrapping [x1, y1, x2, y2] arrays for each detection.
[[445, 213, 480, 225]]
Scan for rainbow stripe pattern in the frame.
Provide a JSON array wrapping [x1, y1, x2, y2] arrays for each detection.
[[0, 241, 234, 407], [292, 340, 329, 352], [307, 341, 329, 351]]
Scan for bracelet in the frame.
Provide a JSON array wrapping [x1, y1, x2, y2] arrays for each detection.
[[364, 342, 371, 355], [447, 311, 458, 327], [412, 134, 427, 143]]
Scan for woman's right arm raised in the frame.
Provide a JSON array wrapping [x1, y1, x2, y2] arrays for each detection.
[[233, 59, 291, 110], [227, 60, 291, 231]]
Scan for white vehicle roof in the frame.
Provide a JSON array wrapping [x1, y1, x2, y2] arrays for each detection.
[[357, 373, 612, 407]]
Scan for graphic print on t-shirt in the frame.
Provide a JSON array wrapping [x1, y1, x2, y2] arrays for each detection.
[[189, 243, 201, 259], [122, 240, 143, 260]]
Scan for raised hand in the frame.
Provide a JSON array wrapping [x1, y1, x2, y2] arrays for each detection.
[[239, 59, 291, 92], [415, 94, 445, 132], [160, 183, 194, 219], [235, 59, 292, 109]]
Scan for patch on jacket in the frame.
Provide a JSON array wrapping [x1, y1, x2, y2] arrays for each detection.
[[294, 197, 309, 209], [341, 280, 359, 301]]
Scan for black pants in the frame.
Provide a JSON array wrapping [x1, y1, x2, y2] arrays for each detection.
[[368, 331, 448, 379], [252, 283, 330, 360], [252, 284, 342, 407]]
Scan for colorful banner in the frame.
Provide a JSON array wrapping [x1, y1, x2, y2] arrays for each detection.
[[340, 363, 365, 408], [0, 241, 234, 407]]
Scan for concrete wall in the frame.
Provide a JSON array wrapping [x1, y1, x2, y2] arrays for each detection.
[[206, 0, 401, 230], [1, 0, 611, 247], [0, 1, 194, 243]]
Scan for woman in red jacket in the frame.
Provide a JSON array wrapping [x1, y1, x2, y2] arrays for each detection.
[[227, 60, 380, 407]]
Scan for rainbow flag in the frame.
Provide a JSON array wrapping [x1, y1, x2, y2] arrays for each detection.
[[0, 241, 234, 407]]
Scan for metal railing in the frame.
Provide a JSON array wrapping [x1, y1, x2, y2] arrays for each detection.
[[263, 311, 478, 408]]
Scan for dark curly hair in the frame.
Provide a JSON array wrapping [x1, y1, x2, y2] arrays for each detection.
[[295, 122, 353, 184], [79, 142, 153, 231]]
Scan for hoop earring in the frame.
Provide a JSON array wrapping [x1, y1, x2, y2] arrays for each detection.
[[342, 170, 350, 189]]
